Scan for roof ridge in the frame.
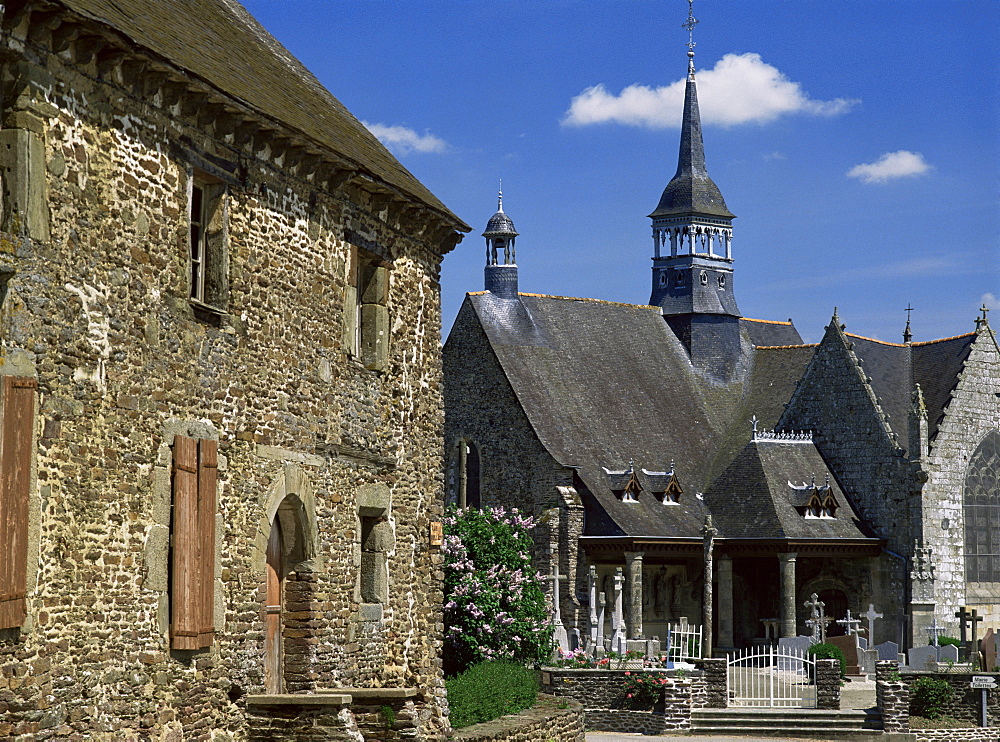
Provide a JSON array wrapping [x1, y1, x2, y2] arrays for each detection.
[[756, 344, 819, 350], [911, 331, 977, 347], [517, 292, 661, 310], [843, 332, 907, 347], [743, 317, 794, 326]]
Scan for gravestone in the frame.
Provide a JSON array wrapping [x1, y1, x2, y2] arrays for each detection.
[[907, 644, 939, 671], [611, 568, 627, 654], [875, 640, 900, 664], [778, 636, 814, 673], [938, 643, 959, 665], [982, 627, 996, 671], [828, 634, 861, 675], [858, 646, 878, 675], [858, 636, 868, 650]]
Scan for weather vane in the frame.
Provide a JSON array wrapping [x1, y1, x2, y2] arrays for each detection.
[[682, 0, 699, 75]]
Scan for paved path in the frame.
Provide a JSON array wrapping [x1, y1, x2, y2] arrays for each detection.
[[587, 734, 820, 741]]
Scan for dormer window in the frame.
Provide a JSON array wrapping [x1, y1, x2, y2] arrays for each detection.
[[791, 478, 838, 519]]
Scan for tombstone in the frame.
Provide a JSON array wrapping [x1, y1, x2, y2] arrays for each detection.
[[858, 646, 878, 675], [587, 566, 599, 653], [828, 634, 861, 675], [858, 636, 868, 650], [595, 591, 607, 657], [874, 640, 901, 665], [982, 627, 996, 672], [778, 636, 815, 673], [907, 644, 939, 671], [863, 604, 883, 645], [569, 628, 582, 652], [937, 643, 959, 665]]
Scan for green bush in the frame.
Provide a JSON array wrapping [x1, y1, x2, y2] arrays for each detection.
[[909, 676, 954, 719], [808, 643, 846, 678], [446, 661, 539, 729], [934, 636, 961, 648]]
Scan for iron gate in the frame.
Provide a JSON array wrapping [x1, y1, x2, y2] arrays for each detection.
[[727, 644, 817, 708]]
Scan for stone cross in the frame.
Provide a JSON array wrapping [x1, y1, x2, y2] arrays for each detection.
[[588, 566, 599, 651], [955, 606, 972, 648], [926, 615, 946, 647], [596, 591, 606, 654], [863, 603, 883, 643], [611, 567, 627, 654], [545, 548, 569, 653], [837, 609, 863, 638], [804, 593, 832, 643]]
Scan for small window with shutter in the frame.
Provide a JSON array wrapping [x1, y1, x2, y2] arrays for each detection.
[[343, 245, 390, 371], [170, 435, 217, 649], [0, 375, 36, 630]]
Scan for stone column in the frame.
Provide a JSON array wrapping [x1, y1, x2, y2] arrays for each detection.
[[624, 551, 644, 640], [779, 552, 797, 638], [717, 555, 734, 649], [702, 516, 717, 657]]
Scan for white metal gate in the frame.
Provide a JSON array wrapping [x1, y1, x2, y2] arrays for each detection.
[[727, 644, 817, 708], [664, 621, 702, 663]]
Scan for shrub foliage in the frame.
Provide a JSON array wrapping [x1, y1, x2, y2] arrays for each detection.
[[442, 507, 552, 675], [808, 643, 846, 678], [909, 676, 954, 720], [446, 661, 539, 729]]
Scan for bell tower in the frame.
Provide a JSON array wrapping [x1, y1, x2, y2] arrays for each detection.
[[483, 184, 520, 299], [649, 1, 742, 379]]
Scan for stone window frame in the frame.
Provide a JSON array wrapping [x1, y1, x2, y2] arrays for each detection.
[[454, 437, 481, 509], [355, 484, 394, 616], [187, 170, 228, 312], [343, 244, 390, 371], [964, 428, 1000, 583]]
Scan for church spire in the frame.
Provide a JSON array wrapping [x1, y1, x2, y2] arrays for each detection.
[[483, 184, 520, 298]]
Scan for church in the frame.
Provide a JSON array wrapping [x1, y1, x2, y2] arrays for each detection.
[[443, 14, 999, 656]]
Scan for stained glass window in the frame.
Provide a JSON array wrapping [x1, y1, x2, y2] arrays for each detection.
[[965, 429, 1000, 582]]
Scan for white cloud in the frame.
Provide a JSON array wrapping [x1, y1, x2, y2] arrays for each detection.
[[982, 293, 1000, 311], [562, 53, 858, 129], [362, 122, 446, 154], [847, 150, 932, 184]]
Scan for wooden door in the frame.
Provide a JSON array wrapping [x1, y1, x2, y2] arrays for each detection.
[[264, 519, 283, 693]]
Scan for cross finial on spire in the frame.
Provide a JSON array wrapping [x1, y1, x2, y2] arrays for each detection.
[[976, 303, 990, 330], [683, 0, 698, 78], [903, 303, 914, 343]]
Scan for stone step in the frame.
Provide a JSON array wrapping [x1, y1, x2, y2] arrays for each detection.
[[691, 708, 884, 739]]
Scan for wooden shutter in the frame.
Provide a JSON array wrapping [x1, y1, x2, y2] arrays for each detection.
[[0, 376, 36, 629], [172, 435, 217, 649], [196, 438, 217, 647], [171, 435, 200, 649]]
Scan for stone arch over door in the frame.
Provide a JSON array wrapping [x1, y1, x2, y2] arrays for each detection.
[[256, 465, 320, 693], [800, 575, 852, 636]]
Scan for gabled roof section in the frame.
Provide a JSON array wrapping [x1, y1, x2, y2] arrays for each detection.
[[742, 317, 804, 347], [913, 332, 975, 439], [464, 292, 812, 538], [56, 0, 467, 230], [704, 439, 873, 541], [845, 333, 912, 446]]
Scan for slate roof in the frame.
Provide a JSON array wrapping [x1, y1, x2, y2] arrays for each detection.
[[57, 0, 467, 231], [704, 439, 875, 541], [650, 77, 734, 220], [484, 210, 518, 237], [741, 318, 805, 348], [465, 292, 814, 538], [846, 331, 975, 452]]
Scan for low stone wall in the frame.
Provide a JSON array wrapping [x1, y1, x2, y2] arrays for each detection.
[[540, 667, 698, 733], [816, 658, 841, 709], [450, 694, 584, 742], [914, 729, 1000, 742], [877, 661, 910, 733], [904, 672, 1000, 727]]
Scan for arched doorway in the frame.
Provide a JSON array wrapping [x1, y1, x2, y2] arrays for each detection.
[[819, 589, 848, 637], [264, 518, 284, 694]]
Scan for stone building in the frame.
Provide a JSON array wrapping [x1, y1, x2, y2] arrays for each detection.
[[0, 0, 469, 739], [443, 19, 999, 656]]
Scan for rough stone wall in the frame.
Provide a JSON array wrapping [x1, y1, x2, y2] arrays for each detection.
[[0, 11, 455, 741], [920, 329, 1000, 628], [876, 661, 910, 733], [450, 694, 585, 742], [905, 672, 1000, 727], [915, 729, 1000, 742], [780, 320, 910, 637]]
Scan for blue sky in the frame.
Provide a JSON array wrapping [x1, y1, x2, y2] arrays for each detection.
[[242, 0, 998, 343]]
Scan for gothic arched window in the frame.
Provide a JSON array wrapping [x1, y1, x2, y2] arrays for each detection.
[[965, 429, 1000, 582]]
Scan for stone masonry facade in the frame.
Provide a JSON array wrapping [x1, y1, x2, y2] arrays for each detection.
[[0, 2, 466, 739]]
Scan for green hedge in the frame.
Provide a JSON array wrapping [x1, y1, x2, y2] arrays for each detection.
[[808, 643, 846, 678], [446, 661, 539, 729], [910, 676, 954, 720]]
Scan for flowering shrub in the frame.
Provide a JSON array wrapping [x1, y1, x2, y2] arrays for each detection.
[[622, 671, 671, 708], [442, 507, 552, 675]]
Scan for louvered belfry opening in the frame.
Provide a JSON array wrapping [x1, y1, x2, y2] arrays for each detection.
[[170, 435, 217, 650], [0, 376, 37, 630]]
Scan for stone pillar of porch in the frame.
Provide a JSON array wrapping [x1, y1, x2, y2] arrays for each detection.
[[717, 555, 734, 649], [624, 551, 644, 640], [779, 552, 797, 638]]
